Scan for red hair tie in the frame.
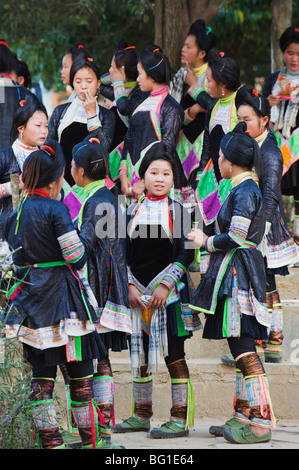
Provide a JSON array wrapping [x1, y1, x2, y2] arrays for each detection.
[[124, 46, 135, 50], [89, 138, 100, 144], [0, 41, 9, 48], [78, 44, 84, 49], [42, 145, 55, 156], [219, 51, 225, 57], [19, 100, 26, 107], [153, 48, 160, 53], [294, 28, 299, 32], [87, 57, 94, 62], [245, 129, 252, 135], [252, 89, 258, 96]]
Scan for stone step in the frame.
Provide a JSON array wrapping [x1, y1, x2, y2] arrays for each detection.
[[108, 356, 299, 422]]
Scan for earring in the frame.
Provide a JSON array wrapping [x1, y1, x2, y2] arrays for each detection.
[[20, 131, 23, 139], [49, 189, 53, 199], [221, 88, 225, 97], [230, 166, 232, 173]]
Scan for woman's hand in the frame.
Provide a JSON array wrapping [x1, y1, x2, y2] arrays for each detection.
[[110, 61, 126, 83], [185, 62, 197, 87], [19, 174, 24, 191], [129, 285, 147, 309], [187, 103, 204, 119], [267, 95, 280, 107], [82, 89, 98, 118], [120, 174, 133, 197], [132, 180, 145, 200], [148, 284, 169, 310], [187, 228, 208, 247]]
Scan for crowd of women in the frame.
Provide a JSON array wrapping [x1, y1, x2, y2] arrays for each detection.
[[0, 20, 298, 449]]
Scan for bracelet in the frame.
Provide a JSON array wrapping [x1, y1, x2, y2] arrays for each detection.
[[87, 115, 97, 120]]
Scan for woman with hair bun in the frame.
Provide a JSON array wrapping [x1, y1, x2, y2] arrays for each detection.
[[99, 38, 148, 181], [2, 140, 115, 449], [187, 50, 240, 183], [0, 39, 35, 149], [185, 50, 240, 273], [48, 55, 115, 187], [71, 137, 130, 445], [119, 45, 190, 206], [235, 85, 298, 363], [189, 122, 276, 444], [262, 26, 299, 246], [171, 19, 216, 189], [60, 42, 89, 88], [0, 94, 48, 238], [113, 141, 200, 439]]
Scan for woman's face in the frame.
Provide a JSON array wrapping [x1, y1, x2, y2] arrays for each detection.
[[137, 62, 155, 92], [181, 34, 205, 67], [283, 42, 299, 73], [143, 159, 173, 196], [237, 105, 268, 139], [73, 67, 100, 101], [218, 149, 232, 179], [205, 66, 221, 98], [18, 110, 48, 147], [60, 53, 72, 85]]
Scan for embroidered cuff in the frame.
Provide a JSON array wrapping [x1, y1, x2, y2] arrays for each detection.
[[58, 230, 85, 264], [127, 265, 135, 285], [228, 216, 251, 246], [87, 115, 102, 131], [205, 236, 216, 253], [0, 182, 12, 198], [160, 263, 186, 291], [119, 159, 128, 175], [187, 84, 205, 101], [101, 72, 112, 86], [113, 80, 127, 102], [183, 108, 196, 125]]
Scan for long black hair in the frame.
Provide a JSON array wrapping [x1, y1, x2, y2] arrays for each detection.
[[139, 45, 173, 85], [236, 84, 270, 119], [72, 138, 109, 180], [139, 141, 174, 179], [187, 19, 216, 62], [69, 54, 100, 88], [10, 94, 48, 144], [208, 49, 240, 92], [22, 140, 65, 190], [0, 39, 16, 74], [114, 38, 139, 81]]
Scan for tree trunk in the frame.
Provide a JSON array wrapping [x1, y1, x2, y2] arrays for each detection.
[[271, 0, 293, 72], [155, 0, 220, 71], [155, 0, 184, 70]]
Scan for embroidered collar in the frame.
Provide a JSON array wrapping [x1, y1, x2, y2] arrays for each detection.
[[25, 188, 50, 198], [192, 63, 208, 77], [230, 171, 252, 187], [255, 129, 268, 147], [150, 85, 169, 97], [219, 90, 237, 106], [146, 192, 168, 201]]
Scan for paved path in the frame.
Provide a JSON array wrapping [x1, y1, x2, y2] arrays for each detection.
[[109, 419, 299, 450]]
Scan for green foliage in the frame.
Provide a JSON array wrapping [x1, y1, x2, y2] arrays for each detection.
[[1, 1, 298, 91], [210, 0, 299, 85], [0, 335, 34, 449], [0, 0, 154, 90]]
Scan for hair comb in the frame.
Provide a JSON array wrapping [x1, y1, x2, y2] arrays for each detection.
[[42, 145, 55, 156]]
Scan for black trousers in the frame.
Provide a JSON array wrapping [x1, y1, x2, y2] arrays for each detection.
[[227, 335, 257, 360]]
